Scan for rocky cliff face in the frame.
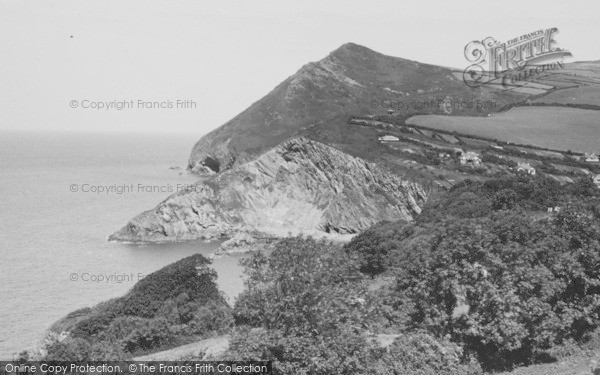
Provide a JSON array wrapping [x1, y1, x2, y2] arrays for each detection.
[[110, 138, 427, 243], [188, 43, 525, 174]]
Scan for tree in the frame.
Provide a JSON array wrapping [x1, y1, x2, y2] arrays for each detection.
[[234, 236, 364, 333], [491, 188, 517, 210], [344, 227, 391, 278]]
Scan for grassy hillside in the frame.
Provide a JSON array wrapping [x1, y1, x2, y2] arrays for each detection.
[[188, 43, 527, 173], [532, 61, 600, 106], [294, 114, 600, 197], [188, 46, 600, 177]]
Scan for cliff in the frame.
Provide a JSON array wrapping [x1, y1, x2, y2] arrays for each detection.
[[110, 138, 427, 243]]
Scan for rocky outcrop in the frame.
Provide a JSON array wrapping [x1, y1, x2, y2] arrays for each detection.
[[110, 138, 427, 243], [214, 232, 260, 256]]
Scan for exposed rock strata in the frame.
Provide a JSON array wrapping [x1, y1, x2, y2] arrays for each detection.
[[110, 138, 426, 243]]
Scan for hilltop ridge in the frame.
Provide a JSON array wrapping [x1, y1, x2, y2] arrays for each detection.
[[188, 43, 527, 173]]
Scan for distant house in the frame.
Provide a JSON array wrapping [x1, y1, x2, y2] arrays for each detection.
[[453, 148, 464, 156], [491, 145, 504, 150], [438, 152, 451, 159], [434, 180, 453, 191], [459, 151, 482, 166], [378, 135, 399, 142], [387, 109, 395, 115], [585, 153, 600, 162], [517, 162, 536, 175]]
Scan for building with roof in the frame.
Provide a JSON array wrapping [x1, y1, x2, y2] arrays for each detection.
[[378, 135, 399, 142], [517, 162, 536, 175], [459, 151, 481, 166]]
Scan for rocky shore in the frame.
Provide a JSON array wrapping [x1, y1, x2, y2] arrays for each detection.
[[109, 138, 427, 243]]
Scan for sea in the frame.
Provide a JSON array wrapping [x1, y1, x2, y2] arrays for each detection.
[[0, 131, 246, 359]]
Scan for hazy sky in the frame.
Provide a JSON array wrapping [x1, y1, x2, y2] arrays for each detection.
[[1, 0, 598, 135]]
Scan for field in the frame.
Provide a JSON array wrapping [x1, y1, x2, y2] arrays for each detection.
[[533, 85, 600, 106], [407, 106, 600, 153]]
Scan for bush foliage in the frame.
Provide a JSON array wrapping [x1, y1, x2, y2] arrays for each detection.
[[45, 254, 232, 359], [46, 174, 600, 373], [342, 175, 600, 370]]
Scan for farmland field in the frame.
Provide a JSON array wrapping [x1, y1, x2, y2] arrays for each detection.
[[533, 85, 600, 106], [407, 106, 600, 153]]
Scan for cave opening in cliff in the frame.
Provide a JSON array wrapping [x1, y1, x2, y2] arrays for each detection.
[[202, 156, 220, 173]]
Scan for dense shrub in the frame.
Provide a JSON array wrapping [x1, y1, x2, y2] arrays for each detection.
[[418, 175, 590, 224], [343, 175, 600, 370], [227, 326, 382, 375], [47, 254, 232, 358], [234, 237, 365, 333], [188, 300, 233, 335], [393, 207, 600, 369], [45, 338, 94, 361], [230, 237, 395, 374], [343, 221, 412, 277], [378, 334, 481, 375], [122, 254, 223, 318], [491, 188, 517, 210], [45, 337, 126, 360], [122, 317, 174, 353]]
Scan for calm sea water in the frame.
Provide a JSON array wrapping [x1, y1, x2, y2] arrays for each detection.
[[0, 131, 246, 359]]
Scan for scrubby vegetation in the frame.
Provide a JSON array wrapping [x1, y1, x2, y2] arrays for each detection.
[[224, 175, 600, 373], [44, 174, 600, 374], [225, 237, 481, 374], [43, 254, 232, 359]]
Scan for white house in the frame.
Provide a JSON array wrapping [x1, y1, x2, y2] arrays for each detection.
[[459, 151, 482, 166], [585, 153, 599, 162], [378, 135, 399, 142], [517, 162, 536, 175]]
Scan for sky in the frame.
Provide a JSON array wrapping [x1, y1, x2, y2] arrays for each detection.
[[0, 0, 598, 135]]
